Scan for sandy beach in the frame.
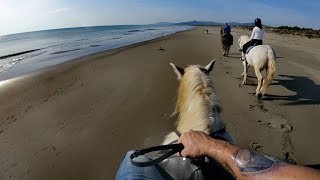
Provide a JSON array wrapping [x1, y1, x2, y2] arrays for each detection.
[[0, 27, 319, 179]]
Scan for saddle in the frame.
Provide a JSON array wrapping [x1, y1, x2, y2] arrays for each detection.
[[246, 46, 254, 54], [130, 130, 235, 180], [246, 42, 261, 54]]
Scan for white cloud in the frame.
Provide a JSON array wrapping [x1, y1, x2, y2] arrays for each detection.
[[48, 8, 69, 14]]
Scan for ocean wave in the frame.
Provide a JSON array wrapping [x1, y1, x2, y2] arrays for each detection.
[[127, 30, 141, 33], [0, 57, 24, 73], [0, 49, 47, 73], [0, 48, 42, 59], [51, 48, 82, 54]]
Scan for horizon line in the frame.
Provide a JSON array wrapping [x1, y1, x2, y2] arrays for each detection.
[[0, 21, 318, 37]]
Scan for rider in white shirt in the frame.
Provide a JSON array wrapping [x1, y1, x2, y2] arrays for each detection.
[[241, 18, 264, 61]]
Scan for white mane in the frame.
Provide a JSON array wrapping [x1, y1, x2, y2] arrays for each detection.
[[163, 63, 224, 145], [238, 35, 250, 50]]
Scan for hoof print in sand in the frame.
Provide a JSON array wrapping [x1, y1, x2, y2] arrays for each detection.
[[249, 105, 255, 111], [259, 104, 268, 112], [257, 119, 292, 132], [248, 92, 255, 96], [281, 124, 293, 133], [248, 104, 268, 112], [257, 120, 271, 128], [158, 47, 166, 51], [252, 142, 263, 151]]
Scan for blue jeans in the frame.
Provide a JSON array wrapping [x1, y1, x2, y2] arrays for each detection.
[[116, 150, 164, 180]]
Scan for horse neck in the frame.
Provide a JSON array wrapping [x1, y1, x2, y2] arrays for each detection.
[[241, 36, 250, 47], [175, 74, 224, 134]]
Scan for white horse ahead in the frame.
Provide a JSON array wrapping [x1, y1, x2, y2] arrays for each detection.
[[163, 60, 225, 145], [238, 35, 276, 99]]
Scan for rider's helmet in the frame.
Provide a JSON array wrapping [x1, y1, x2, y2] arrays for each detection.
[[255, 18, 262, 28]]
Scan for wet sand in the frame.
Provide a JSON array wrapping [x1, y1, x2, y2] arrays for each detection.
[[0, 27, 319, 179]]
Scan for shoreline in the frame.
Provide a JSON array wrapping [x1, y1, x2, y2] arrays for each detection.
[[0, 27, 194, 82]]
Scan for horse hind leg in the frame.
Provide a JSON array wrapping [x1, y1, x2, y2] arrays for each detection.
[[226, 46, 230, 56], [254, 67, 263, 99], [241, 61, 248, 86], [222, 46, 226, 56]]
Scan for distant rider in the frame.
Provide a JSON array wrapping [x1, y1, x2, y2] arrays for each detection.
[[222, 23, 233, 46], [223, 23, 231, 35]]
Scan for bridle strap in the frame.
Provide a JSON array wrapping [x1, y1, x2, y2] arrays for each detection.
[[130, 129, 229, 167], [130, 130, 183, 167]]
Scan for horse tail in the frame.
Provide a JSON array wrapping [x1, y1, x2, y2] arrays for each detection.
[[262, 46, 276, 94]]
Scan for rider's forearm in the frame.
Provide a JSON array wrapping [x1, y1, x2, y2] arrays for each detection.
[[204, 139, 320, 180], [203, 139, 239, 176]]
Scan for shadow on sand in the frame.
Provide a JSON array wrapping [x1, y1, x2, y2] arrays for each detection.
[[263, 75, 320, 105], [226, 55, 240, 59]]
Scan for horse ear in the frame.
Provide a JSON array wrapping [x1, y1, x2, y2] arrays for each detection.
[[205, 60, 216, 73], [170, 63, 184, 80]]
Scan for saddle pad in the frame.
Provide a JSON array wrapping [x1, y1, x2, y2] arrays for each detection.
[[246, 46, 254, 54]]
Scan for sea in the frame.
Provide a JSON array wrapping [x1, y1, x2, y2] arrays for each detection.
[[0, 25, 192, 81]]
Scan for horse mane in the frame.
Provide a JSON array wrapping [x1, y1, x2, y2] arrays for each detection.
[[174, 66, 222, 130], [173, 65, 221, 115], [163, 65, 224, 145], [239, 35, 250, 49]]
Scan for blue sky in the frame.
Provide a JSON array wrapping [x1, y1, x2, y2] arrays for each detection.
[[0, 0, 319, 35]]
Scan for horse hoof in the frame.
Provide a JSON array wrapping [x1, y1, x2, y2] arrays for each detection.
[[257, 93, 263, 99]]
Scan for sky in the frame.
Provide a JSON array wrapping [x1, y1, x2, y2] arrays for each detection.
[[0, 0, 319, 35]]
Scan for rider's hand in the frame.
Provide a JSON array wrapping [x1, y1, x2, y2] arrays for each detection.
[[178, 131, 212, 158]]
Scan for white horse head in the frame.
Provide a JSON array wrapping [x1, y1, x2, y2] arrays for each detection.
[[238, 35, 250, 51], [163, 60, 225, 145]]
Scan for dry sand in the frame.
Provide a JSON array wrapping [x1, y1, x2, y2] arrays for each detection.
[[0, 27, 319, 179]]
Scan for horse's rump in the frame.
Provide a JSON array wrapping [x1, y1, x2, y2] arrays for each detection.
[[238, 35, 277, 98], [221, 34, 233, 46]]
